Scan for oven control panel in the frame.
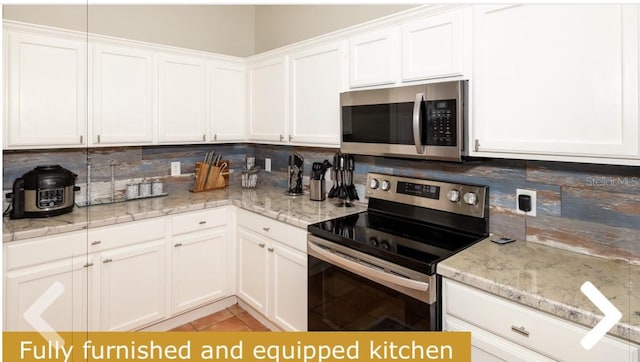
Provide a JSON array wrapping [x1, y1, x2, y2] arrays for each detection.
[[366, 172, 487, 218]]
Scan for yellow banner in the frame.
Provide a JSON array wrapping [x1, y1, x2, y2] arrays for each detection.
[[4, 331, 470, 362]]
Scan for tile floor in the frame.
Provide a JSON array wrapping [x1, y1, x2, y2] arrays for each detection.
[[170, 304, 270, 332]]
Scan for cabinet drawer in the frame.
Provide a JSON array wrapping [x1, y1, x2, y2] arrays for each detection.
[[236, 208, 307, 252], [88, 218, 166, 252], [5, 230, 87, 270], [171, 208, 227, 236], [444, 279, 638, 361]]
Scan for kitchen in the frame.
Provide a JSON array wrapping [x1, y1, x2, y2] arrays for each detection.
[[2, 3, 639, 361]]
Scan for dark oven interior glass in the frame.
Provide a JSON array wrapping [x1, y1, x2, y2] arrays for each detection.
[[308, 254, 438, 331]]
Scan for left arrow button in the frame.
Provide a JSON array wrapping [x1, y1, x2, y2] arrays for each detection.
[[23, 281, 66, 347]]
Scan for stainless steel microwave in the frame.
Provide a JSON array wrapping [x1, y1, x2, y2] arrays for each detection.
[[340, 80, 467, 162]]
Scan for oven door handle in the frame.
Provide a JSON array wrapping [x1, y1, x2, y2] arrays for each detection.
[[308, 241, 429, 292], [413, 92, 425, 154]]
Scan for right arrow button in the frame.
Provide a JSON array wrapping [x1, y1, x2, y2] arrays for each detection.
[[580, 281, 623, 350]]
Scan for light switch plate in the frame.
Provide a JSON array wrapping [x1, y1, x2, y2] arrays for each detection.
[[170, 162, 181, 176], [265, 157, 271, 172]]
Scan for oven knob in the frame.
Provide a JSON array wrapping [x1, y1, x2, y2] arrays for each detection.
[[369, 237, 379, 247], [369, 178, 380, 189], [380, 240, 390, 250], [446, 189, 460, 202], [380, 180, 391, 191], [463, 192, 478, 205]]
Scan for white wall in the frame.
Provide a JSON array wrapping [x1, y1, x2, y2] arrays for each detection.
[[254, 5, 415, 53], [2, 4, 414, 56], [3, 5, 256, 57]]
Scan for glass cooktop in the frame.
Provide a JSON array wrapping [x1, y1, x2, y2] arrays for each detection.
[[307, 211, 484, 275]]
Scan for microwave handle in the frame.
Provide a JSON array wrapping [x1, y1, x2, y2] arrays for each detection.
[[413, 92, 425, 154]]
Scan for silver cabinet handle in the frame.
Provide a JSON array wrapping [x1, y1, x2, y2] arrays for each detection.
[[262, 227, 270, 232], [474, 139, 480, 152], [258, 243, 266, 248], [199, 221, 207, 225], [511, 325, 530, 337], [268, 247, 274, 252], [83, 262, 94, 268], [279, 134, 284, 142], [174, 243, 183, 247], [288, 134, 293, 142], [97, 134, 101, 143], [214, 134, 217, 141], [91, 240, 102, 246], [80, 135, 84, 144], [413, 92, 425, 154], [103, 258, 113, 263]]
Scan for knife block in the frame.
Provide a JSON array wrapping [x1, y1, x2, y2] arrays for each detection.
[[191, 161, 230, 192]]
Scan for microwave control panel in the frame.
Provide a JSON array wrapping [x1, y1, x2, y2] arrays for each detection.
[[426, 99, 456, 146]]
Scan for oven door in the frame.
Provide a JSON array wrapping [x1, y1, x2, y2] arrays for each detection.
[[307, 235, 440, 331]]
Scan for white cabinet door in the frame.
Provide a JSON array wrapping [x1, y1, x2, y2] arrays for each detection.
[[271, 242, 307, 331], [236, 228, 269, 315], [158, 53, 208, 143], [472, 5, 639, 160], [171, 229, 228, 314], [91, 43, 154, 145], [5, 256, 91, 332], [401, 8, 468, 81], [248, 56, 288, 142], [99, 240, 166, 331], [289, 41, 346, 146], [5, 31, 87, 148], [349, 27, 399, 88], [209, 59, 247, 142]]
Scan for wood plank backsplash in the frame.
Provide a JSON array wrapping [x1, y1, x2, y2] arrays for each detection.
[[4, 144, 638, 263]]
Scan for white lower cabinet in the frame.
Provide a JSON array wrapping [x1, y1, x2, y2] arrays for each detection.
[[442, 278, 639, 362], [236, 229, 269, 315], [236, 209, 307, 331], [5, 255, 91, 332], [170, 207, 232, 315], [98, 240, 166, 331], [4, 207, 233, 332]]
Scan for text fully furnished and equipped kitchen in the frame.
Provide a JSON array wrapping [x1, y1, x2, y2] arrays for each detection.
[[1, 3, 639, 361]]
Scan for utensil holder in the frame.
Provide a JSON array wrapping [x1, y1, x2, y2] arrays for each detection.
[[241, 170, 259, 189], [310, 179, 326, 201], [191, 160, 230, 192]]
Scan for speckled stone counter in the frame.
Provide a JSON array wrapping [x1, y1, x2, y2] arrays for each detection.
[[438, 238, 640, 344], [3, 178, 366, 242]]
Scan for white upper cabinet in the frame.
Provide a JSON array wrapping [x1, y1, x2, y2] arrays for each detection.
[[90, 43, 154, 145], [208, 59, 247, 142], [157, 53, 208, 143], [471, 5, 639, 163], [5, 31, 87, 148], [401, 8, 469, 81], [289, 41, 346, 146], [248, 56, 288, 142], [349, 28, 399, 88]]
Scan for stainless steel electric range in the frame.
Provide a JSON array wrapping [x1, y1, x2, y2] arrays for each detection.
[[307, 172, 489, 331]]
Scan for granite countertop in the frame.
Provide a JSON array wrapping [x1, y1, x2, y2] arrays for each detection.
[[3, 178, 366, 242], [438, 238, 640, 345]]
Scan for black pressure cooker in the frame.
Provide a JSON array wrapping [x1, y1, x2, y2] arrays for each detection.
[[6, 165, 80, 219]]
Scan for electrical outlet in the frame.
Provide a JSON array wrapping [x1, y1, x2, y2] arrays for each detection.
[[170, 162, 181, 176], [516, 189, 537, 217], [265, 157, 271, 172]]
